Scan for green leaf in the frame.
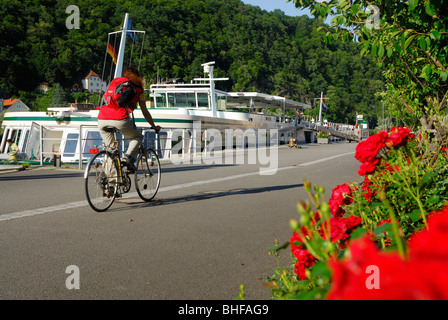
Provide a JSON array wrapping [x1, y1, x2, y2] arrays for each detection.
[[371, 43, 377, 57], [426, 65, 432, 79], [425, 194, 440, 205], [419, 37, 427, 50], [351, 227, 367, 240], [430, 30, 441, 40], [404, 34, 417, 50], [360, 47, 368, 57], [409, 0, 418, 10], [268, 241, 289, 253], [387, 46, 393, 58], [391, 30, 403, 38], [338, 0, 348, 8], [352, 4, 360, 14], [425, 3, 434, 16], [418, 171, 436, 191], [311, 261, 331, 280], [374, 223, 393, 238], [378, 44, 385, 59], [420, 65, 432, 80], [440, 70, 448, 82], [337, 16, 346, 25], [409, 208, 422, 222]]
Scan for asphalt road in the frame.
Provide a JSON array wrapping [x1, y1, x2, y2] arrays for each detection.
[[0, 142, 360, 300]]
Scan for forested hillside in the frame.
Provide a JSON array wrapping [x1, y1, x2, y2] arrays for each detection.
[[0, 0, 384, 125]]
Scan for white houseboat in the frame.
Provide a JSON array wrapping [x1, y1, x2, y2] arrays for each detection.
[[0, 14, 311, 165]]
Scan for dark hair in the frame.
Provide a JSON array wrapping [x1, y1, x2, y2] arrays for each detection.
[[6, 139, 12, 143], [122, 66, 143, 88]]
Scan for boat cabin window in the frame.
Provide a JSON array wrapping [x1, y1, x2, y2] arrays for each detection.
[[168, 92, 196, 108], [22, 130, 30, 153], [83, 131, 104, 155], [197, 93, 209, 108], [63, 133, 79, 157], [217, 95, 226, 110], [143, 130, 167, 157], [167, 92, 200, 108], [1, 128, 20, 153], [10, 129, 18, 144], [155, 93, 167, 108], [154, 91, 211, 109]]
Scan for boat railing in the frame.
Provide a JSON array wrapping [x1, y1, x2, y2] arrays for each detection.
[[28, 123, 169, 169]]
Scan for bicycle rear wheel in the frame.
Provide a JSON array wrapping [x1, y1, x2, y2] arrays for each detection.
[[84, 150, 118, 212], [135, 148, 161, 202]]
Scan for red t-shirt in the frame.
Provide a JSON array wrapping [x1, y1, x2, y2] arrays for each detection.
[[98, 77, 144, 120]]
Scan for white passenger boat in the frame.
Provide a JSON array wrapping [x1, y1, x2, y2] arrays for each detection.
[[0, 14, 311, 165]]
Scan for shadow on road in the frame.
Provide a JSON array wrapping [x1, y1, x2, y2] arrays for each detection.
[[110, 183, 303, 212]]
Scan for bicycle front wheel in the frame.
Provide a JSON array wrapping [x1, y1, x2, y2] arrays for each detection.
[[84, 150, 118, 212], [135, 148, 161, 202]]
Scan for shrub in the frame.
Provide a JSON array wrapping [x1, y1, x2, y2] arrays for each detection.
[[267, 127, 448, 299]]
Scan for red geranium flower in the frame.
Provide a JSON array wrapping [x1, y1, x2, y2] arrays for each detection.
[[355, 130, 388, 163], [385, 126, 412, 148], [328, 183, 353, 217], [358, 157, 381, 176], [290, 231, 317, 280], [408, 205, 448, 263], [361, 176, 377, 202], [321, 215, 362, 247], [327, 207, 448, 300], [292, 248, 317, 280], [290, 231, 306, 252], [326, 236, 438, 299]]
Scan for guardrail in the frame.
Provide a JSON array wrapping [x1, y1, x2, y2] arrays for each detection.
[[29, 123, 169, 169], [294, 114, 366, 142]]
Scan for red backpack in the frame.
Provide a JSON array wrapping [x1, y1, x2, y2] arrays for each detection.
[[103, 77, 140, 109]]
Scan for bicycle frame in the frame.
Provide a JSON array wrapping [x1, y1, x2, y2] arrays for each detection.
[[84, 126, 161, 212]]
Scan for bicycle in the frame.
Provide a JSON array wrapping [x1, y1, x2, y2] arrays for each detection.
[[84, 127, 161, 212]]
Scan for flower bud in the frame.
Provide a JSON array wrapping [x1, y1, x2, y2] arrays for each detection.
[[290, 218, 299, 230], [297, 201, 308, 215], [304, 180, 311, 191], [320, 201, 330, 217], [299, 214, 310, 226]]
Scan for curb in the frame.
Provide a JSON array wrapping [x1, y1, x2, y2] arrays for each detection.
[[0, 165, 36, 174]]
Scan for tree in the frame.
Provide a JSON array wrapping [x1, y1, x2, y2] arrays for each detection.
[[49, 83, 68, 109], [288, 0, 448, 164]]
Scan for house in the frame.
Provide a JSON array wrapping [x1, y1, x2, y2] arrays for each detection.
[[81, 70, 107, 93], [1, 99, 30, 112]]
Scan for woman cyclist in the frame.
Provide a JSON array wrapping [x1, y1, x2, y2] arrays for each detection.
[[98, 66, 161, 172]]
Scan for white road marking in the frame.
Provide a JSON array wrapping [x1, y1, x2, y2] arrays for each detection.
[[0, 152, 354, 222]]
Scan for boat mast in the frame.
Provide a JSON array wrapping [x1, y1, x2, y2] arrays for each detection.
[[114, 13, 129, 78], [204, 62, 217, 117], [195, 62, 228, 117], [318, 91, 323, 123]]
